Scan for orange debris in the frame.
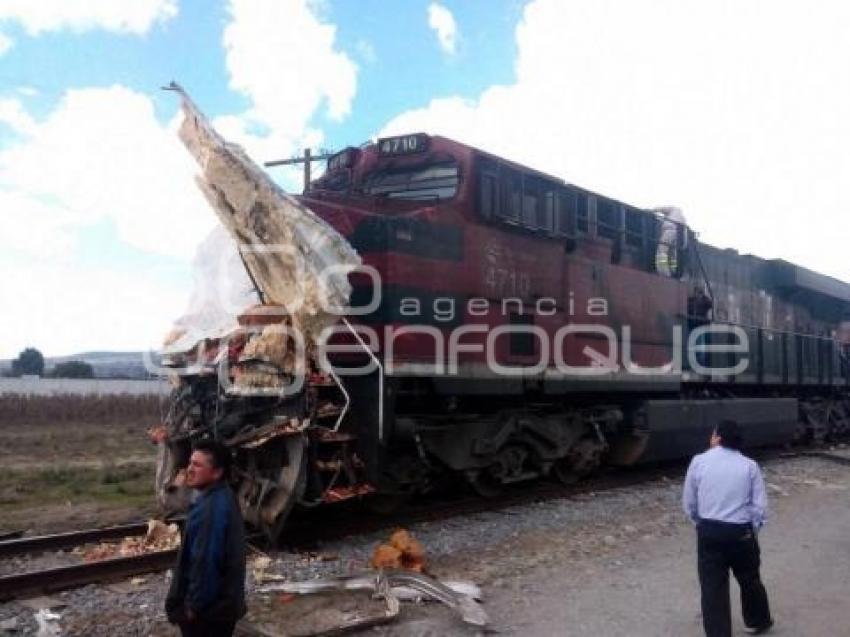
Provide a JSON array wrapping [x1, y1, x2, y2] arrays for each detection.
[[369, 528, 426, 572]]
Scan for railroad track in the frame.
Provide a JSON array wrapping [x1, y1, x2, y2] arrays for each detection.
[[283, 458, 691, 548], [278, 446, 850, 546], [0, 521, 182, 602], [0, 465, 678, 602], [1, 446, 844, 602], [0, 549, 178, 602], [0, 521, 158, 559]]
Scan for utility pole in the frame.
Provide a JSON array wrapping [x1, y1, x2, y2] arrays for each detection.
[[265, 148, 334, 193]]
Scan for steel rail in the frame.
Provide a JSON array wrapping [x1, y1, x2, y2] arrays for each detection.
[[284, 447, 820, 547], [0, 549, 178, 602], [0, 519, 180, 558], [0, 522, 155, 559]]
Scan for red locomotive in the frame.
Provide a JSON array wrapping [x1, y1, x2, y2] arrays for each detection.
[[156, 115, 850, 539]]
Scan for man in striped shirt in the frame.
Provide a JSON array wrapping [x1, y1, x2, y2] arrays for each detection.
[[683, 420, 774, 636]]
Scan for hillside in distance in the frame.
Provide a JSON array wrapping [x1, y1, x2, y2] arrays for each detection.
[[0, 351, 161, 379]]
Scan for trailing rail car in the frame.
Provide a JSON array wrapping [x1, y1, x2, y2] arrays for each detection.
[[156, 133, 850, 539]]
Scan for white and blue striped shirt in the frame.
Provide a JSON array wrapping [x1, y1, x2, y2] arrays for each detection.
[[682, 446, 768, 529]]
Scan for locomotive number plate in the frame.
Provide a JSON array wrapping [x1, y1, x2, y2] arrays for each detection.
[[378, 134, 429, 156]]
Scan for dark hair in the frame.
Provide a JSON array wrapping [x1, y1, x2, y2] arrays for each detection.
[[192, 439, 233, 478], [715, 420, 743, 451]]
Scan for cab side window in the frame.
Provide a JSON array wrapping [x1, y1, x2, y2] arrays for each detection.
[[555, 188, 577, 237], [521, 177, 540, 228], [500, 167, 522, 223], [541, 185, 557, 234], [477, 158, 499, 220], [625, 207, 645, 248], [596, 199, 620, 241], [576, 192, 589, 233]]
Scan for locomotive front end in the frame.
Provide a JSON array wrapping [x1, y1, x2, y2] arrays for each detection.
[[153, 85, 363, 540]]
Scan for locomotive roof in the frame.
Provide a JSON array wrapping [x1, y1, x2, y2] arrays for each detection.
[[767, 259, 850, 305], [425, 134, 652, 215], [361, 133, 659, 219], [430, 135, 850, 298], [354, 134, 850, 298]]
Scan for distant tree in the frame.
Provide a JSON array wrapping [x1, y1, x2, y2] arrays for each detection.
[[50, 360, 95, 379], [11, 347, 44, 377]]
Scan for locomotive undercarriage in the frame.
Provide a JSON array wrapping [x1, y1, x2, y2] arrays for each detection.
[[796, 395, 850, 441], [154, 369, 850, 542], [154, 370, 640, 538], [382, 380, 850, 498], [397, 406, 622, 498]]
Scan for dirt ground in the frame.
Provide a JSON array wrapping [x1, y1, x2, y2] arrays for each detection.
[[1, 455, 848, 636], [403, 455, 850, 637], [1, 430, 848, 637], [213, 454, 850, 637], [0, 420, 157, 534]]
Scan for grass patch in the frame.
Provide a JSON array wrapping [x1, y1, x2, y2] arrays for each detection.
[[0, 461, 155, 511]]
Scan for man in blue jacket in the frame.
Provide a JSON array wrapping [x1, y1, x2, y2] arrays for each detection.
[[166, 439, 246, 637]]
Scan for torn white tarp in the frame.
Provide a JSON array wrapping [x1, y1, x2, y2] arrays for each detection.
[[163, 226, 259, 355], [167, 82, 361, 346]]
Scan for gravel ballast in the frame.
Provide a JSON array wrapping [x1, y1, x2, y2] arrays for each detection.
[[0, 454, 847, 636]]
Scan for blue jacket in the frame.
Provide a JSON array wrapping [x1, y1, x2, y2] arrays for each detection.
[[165, 481, 246, 623]]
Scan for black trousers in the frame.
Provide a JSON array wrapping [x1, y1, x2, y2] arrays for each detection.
[[697, 519, 772, 637], [178, 619, 236, 637]]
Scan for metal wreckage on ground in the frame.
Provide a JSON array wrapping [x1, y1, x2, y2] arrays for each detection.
[[155, 81, 850, 546]]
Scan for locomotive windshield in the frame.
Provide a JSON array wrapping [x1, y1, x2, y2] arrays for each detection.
[[361, 161, 459, 201], [315, 169, 351, 192]]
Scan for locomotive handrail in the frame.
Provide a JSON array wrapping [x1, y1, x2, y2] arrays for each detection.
[[690, 316, 845, 343], [327, 362, 351, 432], [342, 317, 385, 442], [691, 239, 716, 304]]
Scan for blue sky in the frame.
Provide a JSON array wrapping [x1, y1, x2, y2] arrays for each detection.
[[0, 1, 521, 148], [0, 0, 848, 358]]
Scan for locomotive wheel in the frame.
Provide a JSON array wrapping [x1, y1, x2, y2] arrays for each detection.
[[467, 469, 504, 499], [467, 444, 531, 498], [552, 438, 605, 486], [263, 434, 307, 543], [236, 433, 308, 543], [552, 459, 580, 485]]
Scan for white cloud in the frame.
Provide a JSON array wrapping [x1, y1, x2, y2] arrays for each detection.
[[0, 189, 78, 258], [383, 0, 850, 282], [0, 97, 37, 136], [0, 85, 214, 357], [222, 0, 357, 159], [0, 85, 215, 259], [0, 0, 177, 35], [428, 2, 458, 55], [0, 31, 12, 55], [0, 259, 189, 359]]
